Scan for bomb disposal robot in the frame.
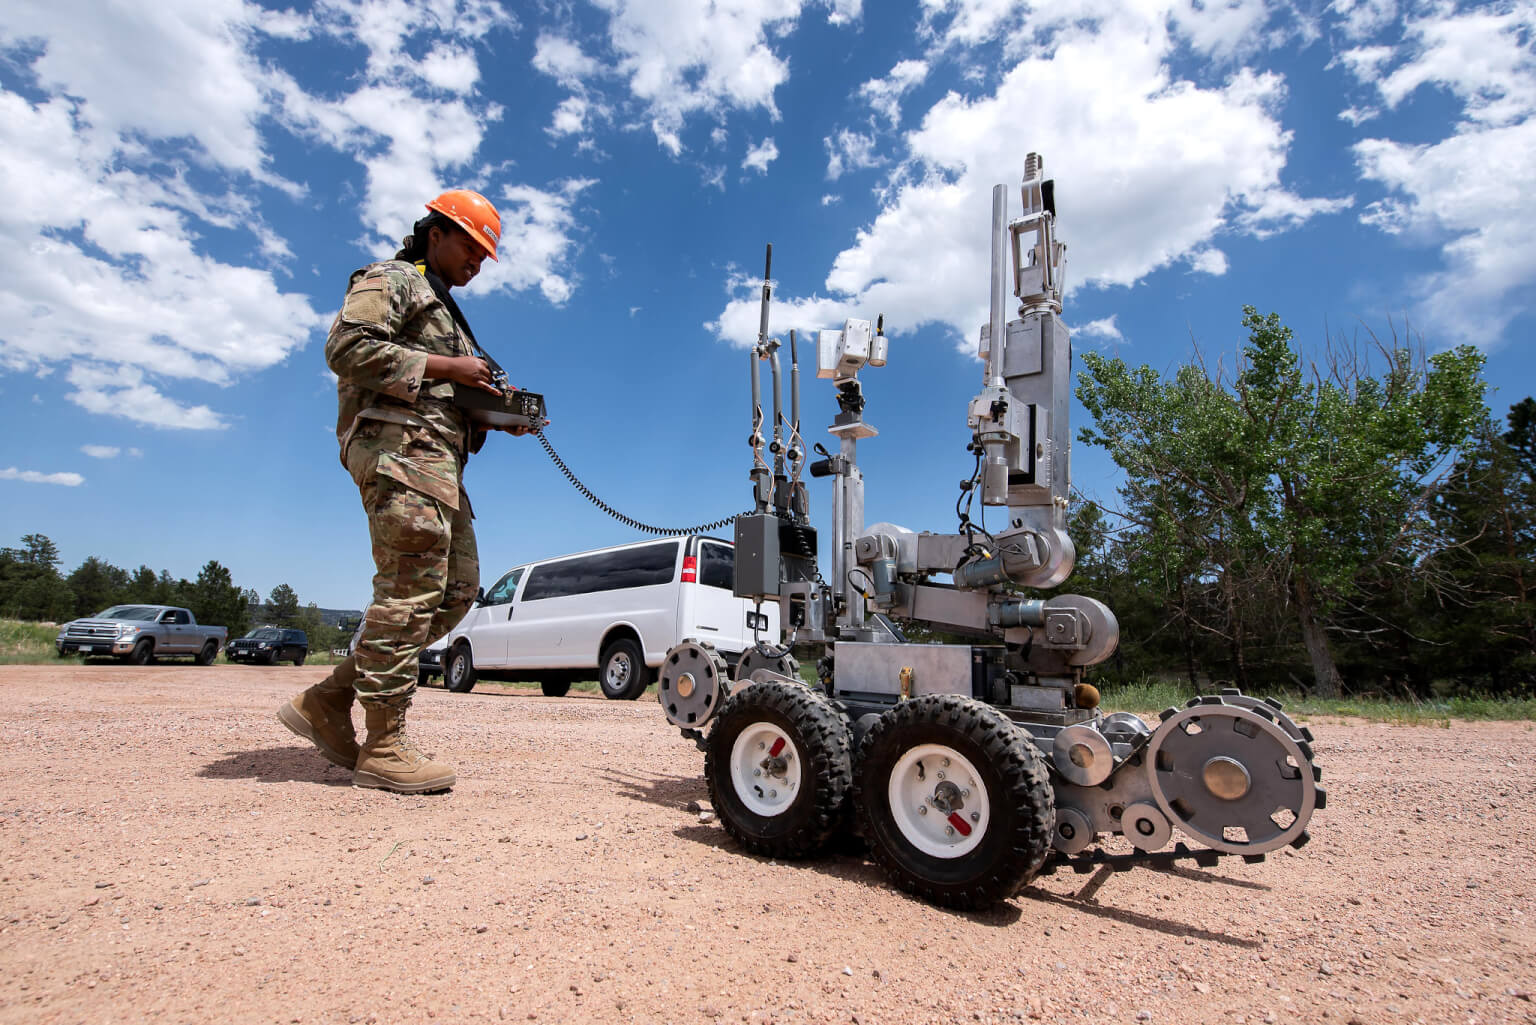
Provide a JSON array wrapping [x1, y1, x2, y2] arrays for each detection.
[[656, 154, 1325, 910]]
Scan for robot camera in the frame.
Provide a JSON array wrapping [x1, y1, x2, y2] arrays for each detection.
[[815, 319, 888, 380]]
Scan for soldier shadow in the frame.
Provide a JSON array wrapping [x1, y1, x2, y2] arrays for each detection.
[[197, 746, 353, 787]]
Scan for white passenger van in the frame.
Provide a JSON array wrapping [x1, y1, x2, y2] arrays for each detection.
[[439, 535, 780, 699]]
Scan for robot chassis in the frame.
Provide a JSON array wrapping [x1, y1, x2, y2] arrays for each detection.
[[655, 154, 1325, 910]]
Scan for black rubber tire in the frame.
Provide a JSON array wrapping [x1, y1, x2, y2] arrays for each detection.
[[126, 639, 153, 666], [266, 648, 280, 666], [540, 677, 571, 698], [854, 694, 1054, 911], [705, 680, 853, 859], [598, 638, 651, 700], [195, 641, 217, 666], [293, 652, 306, 667], [418, 668, 434, 688], [445, 643, 477, 693]]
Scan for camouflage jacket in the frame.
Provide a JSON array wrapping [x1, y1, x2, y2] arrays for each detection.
[[325, 259, 479, 511]]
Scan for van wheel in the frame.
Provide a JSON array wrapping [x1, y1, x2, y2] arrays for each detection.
[[599, 638, 651, 700], [540, 677, 571, 698], [446, 643, 477, 693]]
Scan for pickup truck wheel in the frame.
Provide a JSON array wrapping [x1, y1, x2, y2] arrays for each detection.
[[445, 643, 477, 693], [599, 638, 652, 700], [126, 640, 153, 666], [540, 677, 571, 698], [195, 641, 218, 666]]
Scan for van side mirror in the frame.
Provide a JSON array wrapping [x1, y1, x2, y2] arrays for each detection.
[[474, 587, 488, 607]]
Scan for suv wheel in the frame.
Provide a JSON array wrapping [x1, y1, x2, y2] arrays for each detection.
[[446, 643, 477, 694], [293, 651, 306, 667], [599, 638, 652, 700]]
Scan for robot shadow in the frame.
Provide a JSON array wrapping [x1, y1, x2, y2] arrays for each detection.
[[197, 746, 353, 787], [597, 767, 709, 810], [1022, 887, 1263, 948]]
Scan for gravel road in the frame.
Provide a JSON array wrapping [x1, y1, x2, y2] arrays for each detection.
[[1, 665, 1532, 1025]]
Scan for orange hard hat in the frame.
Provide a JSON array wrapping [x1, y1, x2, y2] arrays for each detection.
[[426, 188, 501, 261]]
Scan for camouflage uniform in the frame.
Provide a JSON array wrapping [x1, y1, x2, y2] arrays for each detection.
[[325, 259, 482, 700]]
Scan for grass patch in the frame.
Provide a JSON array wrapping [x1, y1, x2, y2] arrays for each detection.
[[0, 619, 73, 664], [1096, 674, 1536, 725]]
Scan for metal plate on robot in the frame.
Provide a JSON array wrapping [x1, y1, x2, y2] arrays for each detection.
[[834, 643, 975, 698]]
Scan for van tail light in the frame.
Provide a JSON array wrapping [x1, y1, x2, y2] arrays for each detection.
[[681, 555, 698, 583]]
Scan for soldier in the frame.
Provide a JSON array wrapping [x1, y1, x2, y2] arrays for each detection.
[[279, 188, 519, 793]]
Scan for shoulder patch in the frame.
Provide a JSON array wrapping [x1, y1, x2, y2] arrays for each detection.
[[342, 280, 390, 324]]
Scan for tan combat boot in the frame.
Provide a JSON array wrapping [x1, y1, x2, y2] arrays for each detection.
[[353, 697, 456, 794], [277, 659, 360, 769]]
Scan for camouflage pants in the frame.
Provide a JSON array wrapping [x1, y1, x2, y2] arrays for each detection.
[[351, 475, 478, 700]]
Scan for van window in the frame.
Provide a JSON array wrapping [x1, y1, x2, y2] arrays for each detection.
[[698, 542, 734, 590], [522, 541, 680, 601], [485, 567, 524, 605]]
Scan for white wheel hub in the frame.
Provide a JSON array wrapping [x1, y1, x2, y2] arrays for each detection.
[[728, 722, 802, 817], [887, 743, 989, 859]]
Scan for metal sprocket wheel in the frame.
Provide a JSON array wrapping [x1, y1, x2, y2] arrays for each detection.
[[1146, 701, 1319, 855]]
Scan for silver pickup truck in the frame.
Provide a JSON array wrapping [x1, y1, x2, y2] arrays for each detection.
[[55, 605, 227, 665]]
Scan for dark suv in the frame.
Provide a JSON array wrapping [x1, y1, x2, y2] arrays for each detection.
[[227, 627, 309, 666]]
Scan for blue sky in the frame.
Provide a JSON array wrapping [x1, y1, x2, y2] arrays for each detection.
[[0, 0, 1531, 611]]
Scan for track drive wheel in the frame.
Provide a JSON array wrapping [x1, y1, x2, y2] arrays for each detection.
[[855, 695, 1054, 910], [705, 680, 853, 859]]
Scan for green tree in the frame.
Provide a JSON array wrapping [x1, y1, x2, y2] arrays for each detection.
[[267, 583, 301, 627], [1078, 308, 1487, 696], [0, 533, 73, 621], [1427, 399, 1536, 693], [67, 557, 131, 617], [189, 560, 250, 636]]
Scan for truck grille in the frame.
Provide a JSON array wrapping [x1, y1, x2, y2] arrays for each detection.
[[64, 625, 117, 640]]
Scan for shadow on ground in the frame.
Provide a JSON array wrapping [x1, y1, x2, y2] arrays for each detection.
[[198, 746, 353, 786]]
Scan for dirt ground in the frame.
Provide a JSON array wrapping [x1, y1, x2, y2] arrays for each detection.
[[1, 665, 1532, 1025]]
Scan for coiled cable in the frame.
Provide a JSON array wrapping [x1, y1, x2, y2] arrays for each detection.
[[533, 427, 749, 537]]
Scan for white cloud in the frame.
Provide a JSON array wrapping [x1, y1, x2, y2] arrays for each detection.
[[586, 0, 809, 152], [717, 8, 1345, 348], [470, 179, 597, 305], [824, 0, 863, 25], [0, 0, 564, 430], [419, 43, 481, 93], [821, 194, 841, 205], [1187, 247, 1230, 276], [533, 32, 602, 88], [549, 96, 592, 137], [860, 59, 929, 126], [1340, 1, 1536, 344], [80, 445, 120, 459], [1074, 316, 1123, 342], [66, 364, 226, 430], [824, 129, 881, 180], [0, 467, 85, 487], [742, 137, 780, 174], [1330, 0, 1400, 40]]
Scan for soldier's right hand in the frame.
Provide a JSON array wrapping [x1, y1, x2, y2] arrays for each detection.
[[435, 355, 501, 394]]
